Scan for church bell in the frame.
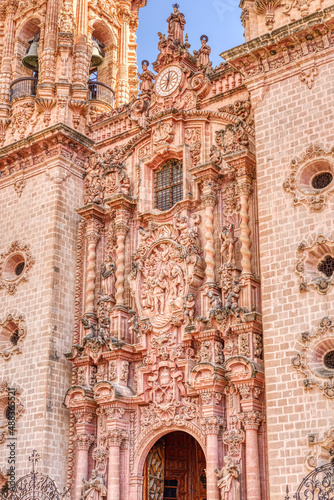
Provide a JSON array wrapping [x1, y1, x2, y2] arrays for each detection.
[[22, 41, 39, 71], [91, 44, 104, 68]]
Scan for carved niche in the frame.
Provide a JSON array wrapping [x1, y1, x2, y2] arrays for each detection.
[[0, 311, 27, 360], [283, 143, 334, 212], [292, 316, 334, 398], [0, 382, 24, 445], [295, 232, 334, 294], [129, 214, 204, 329], [0, 241, 35, 295]]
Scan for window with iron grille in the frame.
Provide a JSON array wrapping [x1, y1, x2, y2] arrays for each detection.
[[155, 160, 183, 211]]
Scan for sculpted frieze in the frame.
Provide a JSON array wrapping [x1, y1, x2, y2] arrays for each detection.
[[129, 215, 204, 329]]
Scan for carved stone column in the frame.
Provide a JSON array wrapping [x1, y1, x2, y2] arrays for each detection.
[[107, 430, 127, 500], [201, 183, 218, 285], [201, 416, 223, 500], [77, 205, 105, 318], [115, 219, 129, 307], [38, 0, 59, 92], [239, 411, 264, 500], [237, 176, 253, 276], [74, 432, 95, 499], [0, 0, 16, 105], [117, 7, 130, 105], [129, 475, 144, 500]]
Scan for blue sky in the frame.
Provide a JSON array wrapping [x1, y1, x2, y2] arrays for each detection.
[[136, 0, 245, 71]]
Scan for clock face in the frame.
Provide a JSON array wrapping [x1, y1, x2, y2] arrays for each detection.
[[156, 66, 182, 96]]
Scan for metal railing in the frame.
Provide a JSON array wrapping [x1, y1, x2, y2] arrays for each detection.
[[285, 461, 334, 500], [10, 77, 38, 101], [88, 80, 114, 107]]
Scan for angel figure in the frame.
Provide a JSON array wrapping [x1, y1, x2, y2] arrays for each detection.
[[183, 293, 195, 324], [82, 469, 107, 500], [215, 457, 240, 500], [220, 223, 238, 265]]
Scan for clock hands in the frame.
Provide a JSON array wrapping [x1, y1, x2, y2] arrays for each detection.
[[165, 71, 171, 90]]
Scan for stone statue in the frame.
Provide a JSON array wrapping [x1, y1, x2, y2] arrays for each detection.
[[224, 284, 247, 320], [193, 35, 212, 70], [82, 469, 107, 499], [167, 4, 186, 44], [215, 457, 240, 500], [220, 223, 238, 265], [138, 60, 155, 95], [183, 293, 195, 324], [101, 258, 115, 298]]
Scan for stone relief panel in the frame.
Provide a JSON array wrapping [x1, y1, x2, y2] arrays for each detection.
[[292, 316, 334, 398], [305, 427, 334, 470], [283, 143, 334, 212], [295, 232, 334, 294], [0, 241, 35, 295], [129, 214, 204, 329]]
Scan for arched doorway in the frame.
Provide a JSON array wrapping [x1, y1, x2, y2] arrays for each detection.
[[143, 431, 207, 500]]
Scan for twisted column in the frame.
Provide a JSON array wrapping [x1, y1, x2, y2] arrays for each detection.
[[117, 7, 130, 105], [85, 222, 101, 316], [239, 411, 265, 500], [115, 222, 128, 306], [237, 178, 252, 276], [0, 0, 16, 103], [74, 433, 95, 499], [202, 189, 218, 284]]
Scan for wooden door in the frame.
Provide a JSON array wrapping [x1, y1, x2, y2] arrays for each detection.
[[145, 432, 206, 500]]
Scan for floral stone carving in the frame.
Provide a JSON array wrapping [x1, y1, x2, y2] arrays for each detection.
[[292, 316, 334, 398], [0, 241, 35, 294], [283, 143, 334, 212], [129, 214, 204, 329], [295, 232, 334, 294]]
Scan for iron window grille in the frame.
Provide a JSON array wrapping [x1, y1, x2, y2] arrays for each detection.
[[155, 160, 183, 211]]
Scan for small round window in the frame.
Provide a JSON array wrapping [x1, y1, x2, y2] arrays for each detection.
[[3, 253, 26, 282], [324, 350, 334, 370], [312, 172, 333, 190]]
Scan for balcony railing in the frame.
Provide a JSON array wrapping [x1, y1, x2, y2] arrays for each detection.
[[10, 77, 38, 101], [88, 80, 114, 107]]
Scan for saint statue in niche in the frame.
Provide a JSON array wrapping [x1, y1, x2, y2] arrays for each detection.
[[82, 469, 107, 500], [215, 457, 240, 500], [167, 3, 186, 44]]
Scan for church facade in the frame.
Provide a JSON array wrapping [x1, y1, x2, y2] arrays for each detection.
[[0, 0, 333, 499]]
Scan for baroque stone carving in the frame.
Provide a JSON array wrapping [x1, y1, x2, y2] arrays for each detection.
[[215, 123, 249, 155], [82, 469, 107, 499], [300, 66, 318, 89], [215, 457, 241, 500], [305, 427, 334, 470], [185, 128, 201, 166], [58, 0, 75, 32], [254, 0, 281, 31], [129, 215, 204, 329], [295, 232, 334, 294], [0, 311, 26, 360], [0, 241, 35, 294], [292, 316, 334, 398], [283, 143, 334, 212], [193, 35, 212, 73], [138, 60, 155, 96], [167, 4, 186, 44], [223, 429, 245, 457]]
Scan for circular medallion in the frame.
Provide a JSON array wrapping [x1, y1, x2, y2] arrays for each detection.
[[156, 66, 182, 96]]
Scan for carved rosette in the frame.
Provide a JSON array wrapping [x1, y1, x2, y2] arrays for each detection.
[[129, 217, 204, 329], [0, 241, 35, 295], [292, 316, 334, 398]]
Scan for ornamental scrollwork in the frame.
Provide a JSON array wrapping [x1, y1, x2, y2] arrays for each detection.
[[0, 241, 35, 295]]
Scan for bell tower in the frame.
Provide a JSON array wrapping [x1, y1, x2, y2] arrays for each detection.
[[0, 0, 146, 494]]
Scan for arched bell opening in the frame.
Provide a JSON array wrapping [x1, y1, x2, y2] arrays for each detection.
[[11, 17, 41, 101], [88, 21, 116, 109], [143, 431, 207, 500]]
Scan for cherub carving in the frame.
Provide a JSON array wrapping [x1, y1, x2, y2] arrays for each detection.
[[215, 457, 240, 500], [210, 145, 222, 166], [167, 3, 186, 44], [224, 284, 247, 321], [81, 317, 96, 345], [183, 293, 195, 324], [220, 223, 238, 265], [138, 60, 155, 96], [207, 291, 223, 317], [82, 469, 107, 500]]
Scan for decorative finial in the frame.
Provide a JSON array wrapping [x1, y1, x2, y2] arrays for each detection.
[[29, 450, 41, 474]]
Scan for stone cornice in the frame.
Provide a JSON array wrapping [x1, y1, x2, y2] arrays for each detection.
[[221, 5, 334, 63]]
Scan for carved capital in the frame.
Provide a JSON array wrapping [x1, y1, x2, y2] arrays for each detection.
[[201, 193, 218, 208], [76, 433, 95, 450], [238, 411, 265, 430], [200, 415, 225, 435], [107, 429, 127, 447]]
